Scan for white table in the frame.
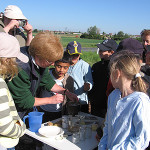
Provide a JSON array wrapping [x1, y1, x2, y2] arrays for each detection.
[[25, 113, 104, 150]]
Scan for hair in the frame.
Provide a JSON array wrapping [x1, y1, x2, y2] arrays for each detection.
[[141, 29, 150, 37], [109, 50, 147, 93], [55, 51, 73, 65], [0, 57, 18, 80], [29, 31, 64, 62]]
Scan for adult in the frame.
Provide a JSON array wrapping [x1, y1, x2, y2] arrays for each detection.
[[0, 5, 33, 47], [6, 31, 78, 119]]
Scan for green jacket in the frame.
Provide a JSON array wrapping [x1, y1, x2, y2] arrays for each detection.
[[7, 47, 55, 112]]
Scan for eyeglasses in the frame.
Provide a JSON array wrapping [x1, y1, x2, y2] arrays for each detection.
[[46, 60, 53, 65]]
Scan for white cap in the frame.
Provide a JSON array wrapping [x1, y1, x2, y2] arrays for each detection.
[[4, 5, 27, 20], [0, 32, 28, 63]]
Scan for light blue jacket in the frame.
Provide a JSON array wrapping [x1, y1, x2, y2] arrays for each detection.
[[68, 59, 93, 104], [99, 89, 150, 150]]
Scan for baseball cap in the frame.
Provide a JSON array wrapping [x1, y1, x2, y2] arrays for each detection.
[[66, 41, 82, 55], [117, 38, 144, 55], [0, 32, 28, 63], [4, 5, 27, 20], [97, 39, 118, 54]]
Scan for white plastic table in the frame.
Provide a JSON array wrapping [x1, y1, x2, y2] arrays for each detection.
[[25, 113, 104, 150]]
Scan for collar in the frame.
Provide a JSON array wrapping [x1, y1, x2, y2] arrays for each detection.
[[31, 56, 39, 69]]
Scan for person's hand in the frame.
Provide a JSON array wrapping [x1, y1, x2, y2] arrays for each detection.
[[65, 91, 79, 102], [49, 94, 64, 104], [3, 19, 19, 33], [23, 22, 33, 34], [84, 82, 90, 91]]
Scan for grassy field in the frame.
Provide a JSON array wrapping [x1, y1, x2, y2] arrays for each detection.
[[32, 32, 103, 48], [80, 51, 100, 66], [60, 36, 103, 48]]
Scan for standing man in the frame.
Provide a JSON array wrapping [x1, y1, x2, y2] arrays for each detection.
[[0, 5, 33, 47]]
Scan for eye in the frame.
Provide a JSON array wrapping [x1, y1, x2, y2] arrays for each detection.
[[57, 65, 61, 68], [64, 66, 69, 70]]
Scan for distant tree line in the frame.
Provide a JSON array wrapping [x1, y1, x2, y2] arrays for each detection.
[[32, 27, 141, 42], [80, 26, 141, 41]]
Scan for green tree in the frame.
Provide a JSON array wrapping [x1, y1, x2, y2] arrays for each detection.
[[87, 26, 100, 35], [117, 31, 124, 38]]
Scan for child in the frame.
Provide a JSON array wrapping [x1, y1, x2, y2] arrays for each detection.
[[38, 51, 74, 122], [88, 39, 118, 118], [66, 41, 93, 113], [106, 38, 145, 97], [0, 32, 27, 149], [98, 50, 150, 150]]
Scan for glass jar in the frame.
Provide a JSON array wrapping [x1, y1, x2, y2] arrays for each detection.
[[79, 126, 86, 141], [72, 132, 80, 144], [85, 125, 92, 139]]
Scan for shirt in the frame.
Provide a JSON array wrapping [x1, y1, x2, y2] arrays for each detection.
[[99, 89, 150, 150], [0, 76, 26, 148], [68, 58, 93, 104]]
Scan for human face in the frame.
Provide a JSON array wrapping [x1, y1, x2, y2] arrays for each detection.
[[99, 50, 114, 60], [54, 62, 70, 78], [70, 54, 80, 65], [34, 55, 53, 68], [142, 35, 150, 47]]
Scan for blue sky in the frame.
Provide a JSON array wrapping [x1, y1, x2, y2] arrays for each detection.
[[0, 0, 149, 35]]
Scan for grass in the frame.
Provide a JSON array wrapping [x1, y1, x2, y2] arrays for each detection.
[[31, 32, 103, 48], [80, 51, 100, 66], [60, 36, 103, 48]]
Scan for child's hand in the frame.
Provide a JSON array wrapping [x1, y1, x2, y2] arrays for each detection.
[[65, 90, 79, 102], [84, 83, 90, 91]]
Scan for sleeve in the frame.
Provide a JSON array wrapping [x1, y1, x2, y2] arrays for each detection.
[[0, 85, 26, 139], [83, 63, 93, 91], [111, 96, 150, 150], [7, 70, 35, 110], [39, 68, 56, 91]]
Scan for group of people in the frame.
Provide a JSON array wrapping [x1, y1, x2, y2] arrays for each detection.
[[0, 4, 150, 150]]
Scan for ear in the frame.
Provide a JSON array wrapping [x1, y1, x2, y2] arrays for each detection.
[[113, 69, 121, 81]]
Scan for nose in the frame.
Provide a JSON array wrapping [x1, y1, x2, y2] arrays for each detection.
[[60, 67, 64, 72]]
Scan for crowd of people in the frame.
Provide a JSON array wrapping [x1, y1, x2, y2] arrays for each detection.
[[1, 4, 150, 150]]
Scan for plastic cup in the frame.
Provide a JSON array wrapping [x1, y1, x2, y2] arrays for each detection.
[[23, 111, 44, 132]]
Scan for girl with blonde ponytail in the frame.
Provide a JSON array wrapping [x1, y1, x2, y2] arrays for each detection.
[[99, 50, 150, 150]]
